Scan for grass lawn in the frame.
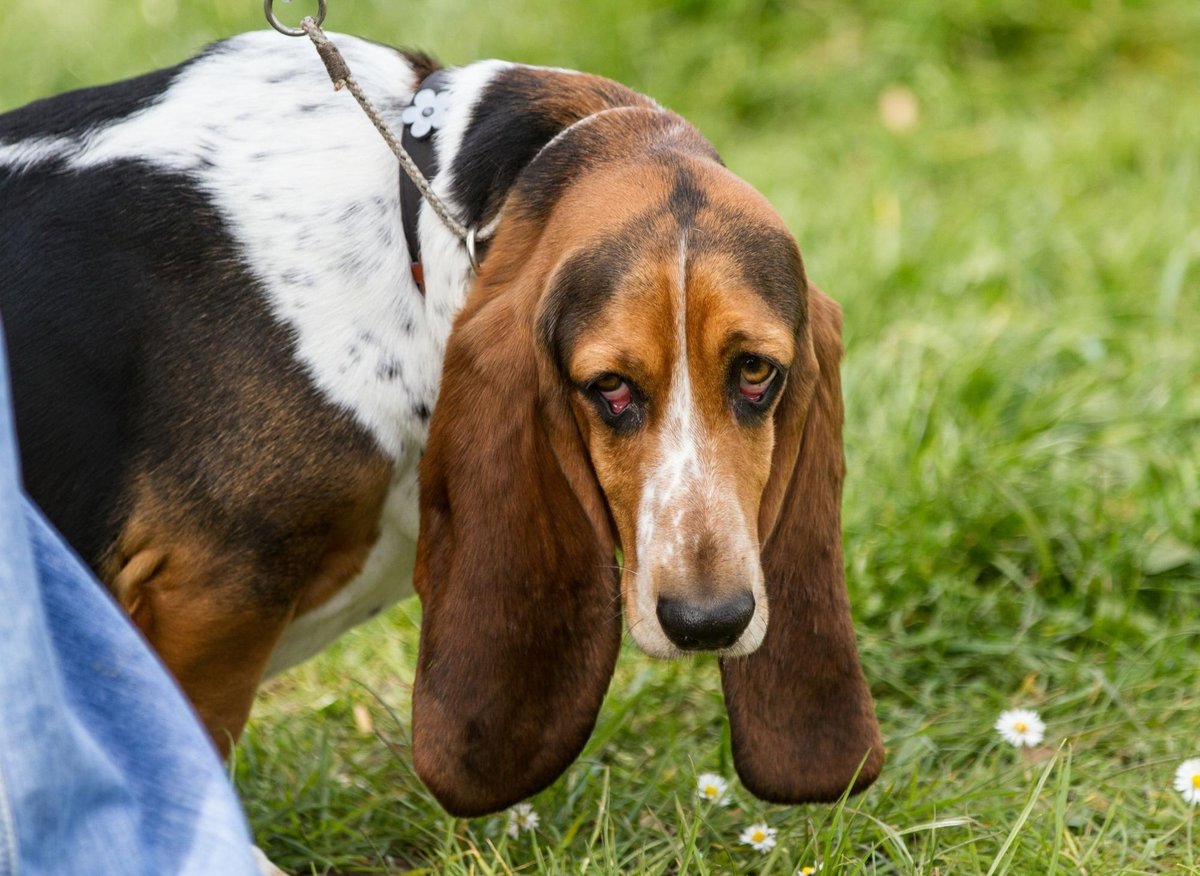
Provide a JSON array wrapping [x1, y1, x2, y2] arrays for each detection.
[[3, 0, 1198, 872]]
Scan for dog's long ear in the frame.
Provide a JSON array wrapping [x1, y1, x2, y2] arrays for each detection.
[[720, 287, 883, 802], [411, 272, 621, 817]]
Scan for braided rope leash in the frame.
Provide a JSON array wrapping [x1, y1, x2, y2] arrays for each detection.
[[265, 0, 478, 269]]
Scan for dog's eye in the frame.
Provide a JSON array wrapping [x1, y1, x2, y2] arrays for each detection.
[[593, 373, 633, 415], [737, 356, 778, 403]]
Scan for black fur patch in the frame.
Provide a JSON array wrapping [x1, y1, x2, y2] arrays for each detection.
[[666, 162, 708, 230], [449, 67, 643, 229], [0, 159, 381, 582], [0, 63, 190, 141]]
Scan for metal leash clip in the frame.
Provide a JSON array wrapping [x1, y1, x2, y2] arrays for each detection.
[[263, 0, 326, 37]]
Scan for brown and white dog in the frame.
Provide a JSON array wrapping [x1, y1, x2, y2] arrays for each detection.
[[0, 31, 882, 816]]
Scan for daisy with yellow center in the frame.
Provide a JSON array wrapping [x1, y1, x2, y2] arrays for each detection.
[[1173, 758, 1200, 805], [696, 772, 730, 805], [994, 708, 1045, 748], [505, 802, 539, 838], [739, 822, 777, 853], [797, 866, 822, 874]]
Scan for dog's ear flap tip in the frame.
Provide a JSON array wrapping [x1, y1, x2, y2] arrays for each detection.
[[412, 708, 605, 818], [411, 732, 531, 818], [730, 738, 885, 804], [420, 786, 519, 820], [414, 767, 520, 819]]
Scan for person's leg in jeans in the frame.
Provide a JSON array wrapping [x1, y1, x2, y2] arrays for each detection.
[[0, 322, 261, 876]]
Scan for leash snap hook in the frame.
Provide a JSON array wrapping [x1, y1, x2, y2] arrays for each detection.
[[465, 227, 481, 274], [264, 0, 327, 36]]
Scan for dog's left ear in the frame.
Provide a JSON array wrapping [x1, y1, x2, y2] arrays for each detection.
[[720, 287, 884, 802], [411, 266, 621, 817]]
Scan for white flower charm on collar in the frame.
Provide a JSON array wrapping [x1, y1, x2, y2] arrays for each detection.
[[696, 772, 730, 805], [995, 708, 1045, 748], [739, 822, 777, 853], [1174, 758, 1200, 805], [401, 87, 449, 139]]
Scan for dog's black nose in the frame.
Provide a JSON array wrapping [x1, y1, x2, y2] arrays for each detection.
[[656, 592, 755, 651]]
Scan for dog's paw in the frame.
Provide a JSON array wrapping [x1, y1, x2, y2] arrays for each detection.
[[251, 845, 289, 876]]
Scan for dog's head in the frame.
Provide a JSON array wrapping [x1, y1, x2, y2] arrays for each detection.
[[412, 105, 882, 815]]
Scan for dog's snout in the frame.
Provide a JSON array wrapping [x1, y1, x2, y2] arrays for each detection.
[[655, 591, 755, 651]]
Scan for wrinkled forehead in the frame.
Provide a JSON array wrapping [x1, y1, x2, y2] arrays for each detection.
[[537, 158, 807, 367]]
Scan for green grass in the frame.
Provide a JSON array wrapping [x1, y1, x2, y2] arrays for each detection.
[[4, 0, 1199, 872]]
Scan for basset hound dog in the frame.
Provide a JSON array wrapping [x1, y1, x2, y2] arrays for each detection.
[[0, 31, 883, 816]]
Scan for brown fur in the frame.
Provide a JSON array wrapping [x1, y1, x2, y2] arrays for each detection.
[[412, 228, 621, 815], [721, 290, 885, 800], [105, 428, 392, 754]]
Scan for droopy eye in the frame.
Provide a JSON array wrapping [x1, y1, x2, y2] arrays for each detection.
[[737, 356, 778, 403], [593, 373, 633, 415]]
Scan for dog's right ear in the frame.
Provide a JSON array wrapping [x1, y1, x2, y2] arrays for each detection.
[[720, 288, 884, 802], [411, 265, 621, 818]]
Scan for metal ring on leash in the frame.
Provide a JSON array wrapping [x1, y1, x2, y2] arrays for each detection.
[[264, 0, 327, 36], [465, 227, 481, 273]]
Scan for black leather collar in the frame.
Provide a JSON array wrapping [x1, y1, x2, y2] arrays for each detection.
[[399, 69, 451, 293]]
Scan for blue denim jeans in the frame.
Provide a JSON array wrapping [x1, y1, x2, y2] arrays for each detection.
[[0, 326, 259, 876]]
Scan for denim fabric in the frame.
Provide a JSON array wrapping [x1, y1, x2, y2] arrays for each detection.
[[0, 325, 259, 876]]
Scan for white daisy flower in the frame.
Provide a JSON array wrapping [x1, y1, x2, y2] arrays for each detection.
[[739, 823, 777, 853], [505, 802, 539, 838], [994, 708, 1045, 748], [1173, 758, 1200, 805], [696, 772, 730, 805], [796, 866, 822, 875]]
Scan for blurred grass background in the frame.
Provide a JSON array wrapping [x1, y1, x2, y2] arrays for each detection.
[[3, 0, 1199, 873]]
